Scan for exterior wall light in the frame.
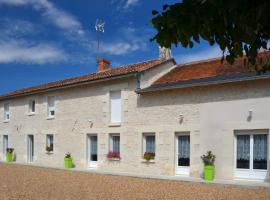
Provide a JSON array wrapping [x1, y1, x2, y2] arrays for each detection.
[[247, 110, 253, 122], [179, 113, 184, 124]]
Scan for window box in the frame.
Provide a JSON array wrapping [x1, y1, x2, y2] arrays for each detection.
[[141, 159, 155, 164], [107, 151, 121, 161]]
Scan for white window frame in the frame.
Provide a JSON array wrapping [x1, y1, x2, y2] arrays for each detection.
[[109, 133, 120, 153], [175, 132, 190, 176], [234, 130, 269, 180], [87, 134, 98, 168], [110, 91, 122, 124], [46, 134, 54, 152], [47, 96, 56, 118], [143, 133, 156, 158], [3, 135, 8, 156], [3, 103, 10, 122], [28, 100, 36, 114]]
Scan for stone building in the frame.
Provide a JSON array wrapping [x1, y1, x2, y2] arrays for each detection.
[[1, 51, 270, 181]]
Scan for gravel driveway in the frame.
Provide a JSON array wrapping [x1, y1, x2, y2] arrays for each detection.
[[0, 164, 270, 200]]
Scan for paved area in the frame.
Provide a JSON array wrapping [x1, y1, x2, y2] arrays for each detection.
[[0, 164, 270, 200]]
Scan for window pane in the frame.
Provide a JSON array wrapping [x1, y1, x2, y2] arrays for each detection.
[[90, 136, 98, 161], [112, 135, 120, 152], [110, 91, 121, 123], [31, 101, 35, 112], [46, 135, 53, 151], [3, 135, 8, 154], [178, 136, 190, 166], [145, 135, 155, 153], [253, 134, 267, 170], [237, 135, 250, 169]]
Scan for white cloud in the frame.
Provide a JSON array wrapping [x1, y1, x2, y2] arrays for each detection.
[[124, 0, 139, 8], [0, 40, 66, 64], [103, 42, 140, 55], [0, 0, 82, 31], [175, 47, 223, 64], [100, 27, 147, 55], [110, 0, 140, 10]]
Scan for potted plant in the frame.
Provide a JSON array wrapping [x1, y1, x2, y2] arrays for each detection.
[[64, 152, 73, 168], [143, 152, 155, 161], [46, 145, 53, 154], [107, 151, 120, 160], [201, 151, 216, 181], [6, 148, 14, 162]]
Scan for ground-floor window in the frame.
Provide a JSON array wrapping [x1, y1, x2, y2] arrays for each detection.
[[46, 134, 54, 152], [237, 134, 268, 170], [176, 133, 190, 175], [143, 133, 155, 159], [110, 134, 120, 153], [89, 135, 98, 162], [3, 135, 8, 155], [235, 130, 268, 179]]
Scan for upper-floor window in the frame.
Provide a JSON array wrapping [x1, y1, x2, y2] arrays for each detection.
[[28, 100, 36, 114], [46, 134, 54, 152], [110, 91, 121, 123], [4, 103, 10, 121], [47, 96, 55, 118]]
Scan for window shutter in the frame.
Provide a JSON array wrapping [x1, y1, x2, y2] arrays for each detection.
[[110, 91, 121, 123]]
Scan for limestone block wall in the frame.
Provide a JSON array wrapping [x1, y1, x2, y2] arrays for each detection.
[[1, 75, 270, 180]]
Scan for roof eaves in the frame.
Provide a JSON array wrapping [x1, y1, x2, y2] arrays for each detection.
[[137, 72, 270, 93], [0, 72, 137, 101]]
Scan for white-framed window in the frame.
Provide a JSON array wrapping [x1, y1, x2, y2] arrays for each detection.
[[3, 135, 8, 155], [143, 133, 156, 157], [47, 96, 56, 118], [46, 134, 54, 152], [110, 91, 122, 123], [28, 100, 36, 114], [3, 103, 10, 121], [109, 134, 120, 153]]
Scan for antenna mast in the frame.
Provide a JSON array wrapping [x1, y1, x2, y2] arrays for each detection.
[[95, 19, 105, 54]]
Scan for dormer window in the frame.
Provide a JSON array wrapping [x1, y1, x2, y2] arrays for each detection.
[[47, 96, 55, 118], [4, 103, 10, 121], [29, 100, 36, 114]]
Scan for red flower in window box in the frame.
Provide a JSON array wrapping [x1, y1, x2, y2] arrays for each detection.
[[107, 151, 120, 159]]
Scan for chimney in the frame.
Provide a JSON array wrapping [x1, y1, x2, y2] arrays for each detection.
[[97, 58, 110, 72], [159, 46, 172, 61]]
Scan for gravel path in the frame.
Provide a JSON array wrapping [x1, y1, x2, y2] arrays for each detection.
[[0, 164, 270, 200]]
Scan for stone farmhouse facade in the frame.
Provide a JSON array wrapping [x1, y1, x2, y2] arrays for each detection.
[[1, 52, 270, 181]]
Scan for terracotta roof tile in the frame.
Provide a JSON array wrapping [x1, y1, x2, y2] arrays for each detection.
[[154, 51, 270, 86], [0, 58, 168, 100]]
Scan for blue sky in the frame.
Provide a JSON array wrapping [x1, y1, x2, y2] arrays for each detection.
[[0, 0, 222, 94]]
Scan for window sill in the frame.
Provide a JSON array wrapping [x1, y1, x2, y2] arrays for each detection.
[[108, 123, 121, 127], [45, 151, 54, 155], [141, 159, 155, 164], [3, 120, 9, 123], [108, 158, 121, 161], [46, 116, 55, 120], [27, 113, 35, 116]]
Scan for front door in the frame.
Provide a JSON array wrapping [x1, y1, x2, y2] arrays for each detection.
[[88, 135, 98, 168], [235, 130, 268, 179], [176, 134, 190, 175], [27, 135, 34, 163]]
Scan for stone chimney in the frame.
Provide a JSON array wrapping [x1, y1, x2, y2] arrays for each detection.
[[159, 46, 172, 61], [97, 58, 110, 72]]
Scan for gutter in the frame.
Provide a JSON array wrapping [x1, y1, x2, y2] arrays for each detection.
[[137, 73, 270, 94]]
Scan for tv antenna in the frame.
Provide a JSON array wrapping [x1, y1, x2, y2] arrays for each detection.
[[95, 19, 105, 54]]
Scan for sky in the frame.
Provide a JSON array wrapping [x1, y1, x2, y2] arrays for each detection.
[[0, 0, 222, 94]]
